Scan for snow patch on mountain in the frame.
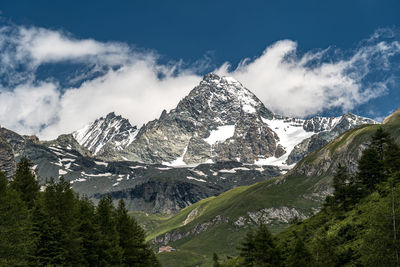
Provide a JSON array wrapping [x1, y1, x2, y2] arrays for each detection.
[[205, 125, 235, 145], [256, 117, 316, 166], [163, 145, 189, 167]]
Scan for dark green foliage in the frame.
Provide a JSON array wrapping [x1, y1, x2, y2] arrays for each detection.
[[360, 184, 400, 266], [96, 195, 123, 266], [116, 199, 160, 266], [225, 128, 400, 267], [10, 157, 40, 208], [372, 127, 391, 159], [213, 252, 220, 267], [310, 229, 337, 267], [31, 198, 67, 265], [285, 236, 314, 267], [238, 224, 282, 266], [357, 147, 384, 191], [326, 164, 362, 210], [0, 171, 33, 266], [0, 164, 160, 266]]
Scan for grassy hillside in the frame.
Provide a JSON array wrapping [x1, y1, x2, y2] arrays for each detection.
[[147, 107, 400, 266], [148, 174, 326, 266]]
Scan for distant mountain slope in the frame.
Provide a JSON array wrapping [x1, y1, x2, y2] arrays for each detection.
[[147, 106, 399, 267], [0, 127, 281, 214]]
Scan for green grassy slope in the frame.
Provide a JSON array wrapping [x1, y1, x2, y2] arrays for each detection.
[[149, 175, 326, 266]]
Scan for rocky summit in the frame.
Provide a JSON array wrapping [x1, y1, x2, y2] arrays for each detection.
[[73, 73, 377, 167], [73, 112, 138, 159]]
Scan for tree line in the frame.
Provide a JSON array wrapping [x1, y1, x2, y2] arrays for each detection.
[[215, 127, 400, 266], [0, 157, 160, 266]]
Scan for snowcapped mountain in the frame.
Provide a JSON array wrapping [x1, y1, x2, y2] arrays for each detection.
[[73, 112, 138, 158], [118, 73, 281, 165], [72, 73, 377, 167], [258, 113, 377, 166]]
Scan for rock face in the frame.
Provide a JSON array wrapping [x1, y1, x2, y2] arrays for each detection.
[[0, 126, 281, 213], [73, 73, 376, 167], [0, 131, 16, 177], [286, 113, 377, 165], [73, 112, 138, 158], [120, 73, 278, 165]]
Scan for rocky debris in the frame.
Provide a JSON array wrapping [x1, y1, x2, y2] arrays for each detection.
[[184, 207, 200, 225], [153, 215, 229, 245], [234, 207, 308, 226]]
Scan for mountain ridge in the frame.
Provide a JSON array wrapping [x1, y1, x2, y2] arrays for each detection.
[[72, 73, 377, 167]]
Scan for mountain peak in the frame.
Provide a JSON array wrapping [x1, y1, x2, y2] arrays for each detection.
[[201, 73, 241, 87], [73, 112, 138, 156], [105, 112, 117, 119]]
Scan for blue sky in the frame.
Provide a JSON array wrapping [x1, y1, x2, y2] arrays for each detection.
[[0, 0, 399, 139]]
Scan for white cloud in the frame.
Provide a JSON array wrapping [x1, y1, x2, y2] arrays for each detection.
[[40, 62, 200, 139], [0, 25, 398, 140], [217, 37, 400, 117], [0, 81, 60, 134], [17, 27, 131, 65]]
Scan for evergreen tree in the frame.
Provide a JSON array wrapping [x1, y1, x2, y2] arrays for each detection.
[[361, 184, 400, 266], [286, 236, 314, 267], [42, 177, 84, 265], [332, 164, 350, 205], [371, 127, 391, 160], [310, 229, 337, 267], [0, 171, 33, 266], [238, 229, 256, 266], [10, 157, 40, 208], [239, 224, 282, 266], [115, 199, 159, 266], [357, 147, 384, 192], [31, 197, 67, 266], [383, 141, 400, 176], [77, 196, 103, 266], [96, 195, 123, 266], [213, 252, 220, 267], [331, 164, 361, 209]]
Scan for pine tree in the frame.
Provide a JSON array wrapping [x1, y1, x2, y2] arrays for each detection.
[[361, 183, 400, 266], [77, 196, 103, 266], [252, 224, 282, 266], [357, 147, 384, 192], [332, 164, 350, 205], [310, 229, 337, 267], [0, 171, 33, 266], [42, 177, 84, 265], [31, 197, 67, 266], [286, 236, 314, 267], [213, 252, 220, 267], [239, 224, 282, 266], [383, 141, 400, 176], [238, 229, 256, 266], [372, 127, 391, 160], [10, 157, 40, 208], [96, 195, 123, 266], [116, 199, 159, 266]]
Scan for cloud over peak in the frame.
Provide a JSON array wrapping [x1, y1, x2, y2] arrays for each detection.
[[0, 24, 399, 139]]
